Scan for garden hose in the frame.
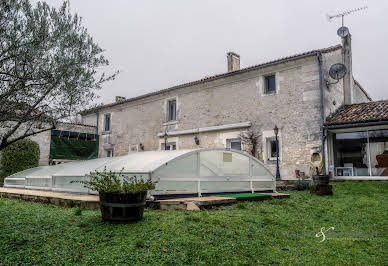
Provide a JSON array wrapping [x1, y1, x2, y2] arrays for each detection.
[[309, 152, 323, 176]]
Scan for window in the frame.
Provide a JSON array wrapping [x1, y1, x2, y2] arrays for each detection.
[[333, 130, 388, 177], [229, 139, 242, 151], [106, 150, 114, 157], [167, 99, 177, 121], [264, 75, 276, 94], [161, 142, 177, 150], [104, 113, 111, 132], [267, 139, 278, 160]]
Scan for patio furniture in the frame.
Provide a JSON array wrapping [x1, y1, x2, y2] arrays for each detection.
[[375, 154, 388, 176]]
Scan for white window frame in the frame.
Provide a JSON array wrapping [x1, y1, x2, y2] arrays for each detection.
[[161, 142, 177, 151], [129, 144, 139, 153], [260, 72, 280, 96], [267, 138, 278, 161], [226, 138, 242, 151], [106, 149, 114, 157], [103, 113, 111, 133], [159, 136, 179, 151], [262, 130, 282, 163], [264, 74, 276, 94], [167, 98, 177, 122]]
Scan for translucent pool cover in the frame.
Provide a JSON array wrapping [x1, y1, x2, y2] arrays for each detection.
[[4, 148, 276, 195]]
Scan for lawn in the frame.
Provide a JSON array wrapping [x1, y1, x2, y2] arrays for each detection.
[[0, 182, 387, 265]]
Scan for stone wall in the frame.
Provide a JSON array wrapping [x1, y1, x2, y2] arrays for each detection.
[[353, 81, 371, 103], [82, 49, 351, 180]]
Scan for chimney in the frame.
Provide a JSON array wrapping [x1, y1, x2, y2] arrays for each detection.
[[115, 96, 126, 102], [341, 33, 353, 105], [227, 52, 240, 72]]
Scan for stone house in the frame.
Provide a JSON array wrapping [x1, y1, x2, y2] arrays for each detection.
[[80, 32, 379, 180], [0, 123, 97, 167]]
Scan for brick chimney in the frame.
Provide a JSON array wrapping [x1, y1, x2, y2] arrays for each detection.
[[115, 96, 126, 102], [341, 33, 353, 105], [227, 52, 240, 72]]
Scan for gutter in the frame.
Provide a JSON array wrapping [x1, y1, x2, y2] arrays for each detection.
[[317, 52, 326, 174], [157, 121, 251, 137], [81, 46, 342, 115], [326, 120, 388, 129]]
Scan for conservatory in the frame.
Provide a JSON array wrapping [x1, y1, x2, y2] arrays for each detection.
[[4, 148, 276, 196]]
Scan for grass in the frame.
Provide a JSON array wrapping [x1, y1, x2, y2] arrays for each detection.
[[0, 182, 387, 265]]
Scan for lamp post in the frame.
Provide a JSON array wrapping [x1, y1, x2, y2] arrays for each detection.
[[274, 125, 281, 181], [163, 130, 168, 151]]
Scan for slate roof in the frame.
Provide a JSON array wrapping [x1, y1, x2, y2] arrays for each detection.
[[81, 45, 342, 114], [326, 100, 388, 126]]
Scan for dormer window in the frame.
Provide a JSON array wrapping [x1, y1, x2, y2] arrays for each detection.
[[264, 74, 276, 94], [167, 99, 177, 121]]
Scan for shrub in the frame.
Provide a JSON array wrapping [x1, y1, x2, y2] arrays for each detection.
[[0, 139, 40, 177], [73, 208, 83, 216], [295, 180, 310, 191], [71, 168, 155, 193]]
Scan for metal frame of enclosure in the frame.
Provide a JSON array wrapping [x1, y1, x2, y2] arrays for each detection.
[[4, 148, 276, 196]]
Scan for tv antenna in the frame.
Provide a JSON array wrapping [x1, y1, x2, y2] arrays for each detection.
[[327, 6, 368, 38], [327, 6, 368, 26]]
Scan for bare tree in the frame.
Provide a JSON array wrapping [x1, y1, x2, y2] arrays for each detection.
[[0, 0, 117, 150], [239, 128, 261, 160]]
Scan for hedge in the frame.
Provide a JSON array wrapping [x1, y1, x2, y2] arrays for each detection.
[[0, 139, 40, 178]]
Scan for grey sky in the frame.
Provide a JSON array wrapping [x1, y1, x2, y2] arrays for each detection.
[[37, 0, 388, 103]]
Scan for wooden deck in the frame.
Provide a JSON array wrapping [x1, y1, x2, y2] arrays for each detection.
[[0, 187, 100, 209], [155, 196, 237, 211], [260, 192, 290, 199], [0, 187, 290, 211]]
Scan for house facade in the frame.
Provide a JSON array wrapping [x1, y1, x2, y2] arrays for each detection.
[[81, 33, 375, 180]]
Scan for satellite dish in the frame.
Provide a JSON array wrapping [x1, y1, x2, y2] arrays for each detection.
[[329, 63, 347, 80], [337, 26, 350, 37]]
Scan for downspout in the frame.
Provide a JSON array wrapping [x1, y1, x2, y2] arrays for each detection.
[[317, 52, 326, 174], [96, 111, 99, 134]]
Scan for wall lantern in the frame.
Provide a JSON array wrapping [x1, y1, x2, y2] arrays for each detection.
[[194, 135, 200, 145], [163, 130, 168, 151]]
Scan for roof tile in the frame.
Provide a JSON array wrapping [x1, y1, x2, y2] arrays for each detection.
[[326, 100, 388, 126]]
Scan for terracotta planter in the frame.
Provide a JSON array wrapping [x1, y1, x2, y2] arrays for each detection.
[[99, 191, 147, 223]]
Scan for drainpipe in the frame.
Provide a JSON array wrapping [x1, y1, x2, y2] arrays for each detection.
[[96, 111, 99, 134], [317, 52, 326, 174]]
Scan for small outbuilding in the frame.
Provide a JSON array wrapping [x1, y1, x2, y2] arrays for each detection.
[[4, 148, 275, 197]]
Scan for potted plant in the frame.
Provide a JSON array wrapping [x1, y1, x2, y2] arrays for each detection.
[[310, 166, 332, 196], [294, 170, 310, 191], [72, 168, 155, 223]]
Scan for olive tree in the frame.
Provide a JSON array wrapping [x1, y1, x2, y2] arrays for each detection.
[[0, 0, 116, 150]]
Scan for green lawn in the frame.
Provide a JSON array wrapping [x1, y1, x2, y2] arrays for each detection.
[[0, 182, 387, 265]]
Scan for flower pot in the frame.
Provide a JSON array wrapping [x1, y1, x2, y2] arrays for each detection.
[[312, 175, 330, 186], [99, 191, 147, 223], [310, 175, 332, 195]]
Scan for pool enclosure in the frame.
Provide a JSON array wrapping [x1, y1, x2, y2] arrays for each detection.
[[4, 148, 276, 196]]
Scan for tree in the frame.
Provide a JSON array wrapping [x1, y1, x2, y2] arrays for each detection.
[[239, 128, 261, 160], [0, 0, 116, 150]]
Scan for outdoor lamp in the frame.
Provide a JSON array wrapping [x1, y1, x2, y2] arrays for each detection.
[[273, 125, 279, 136], [194, 135, 200, 145], [163, 130, 168, 151], [273, 125, 281, 181]]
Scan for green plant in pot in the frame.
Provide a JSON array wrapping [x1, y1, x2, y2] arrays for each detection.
[[294, 171, 310, 191], [72, 168, 155, 223]]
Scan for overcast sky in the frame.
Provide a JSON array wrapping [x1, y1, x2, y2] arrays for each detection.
[[36, 0, 388, 103]]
